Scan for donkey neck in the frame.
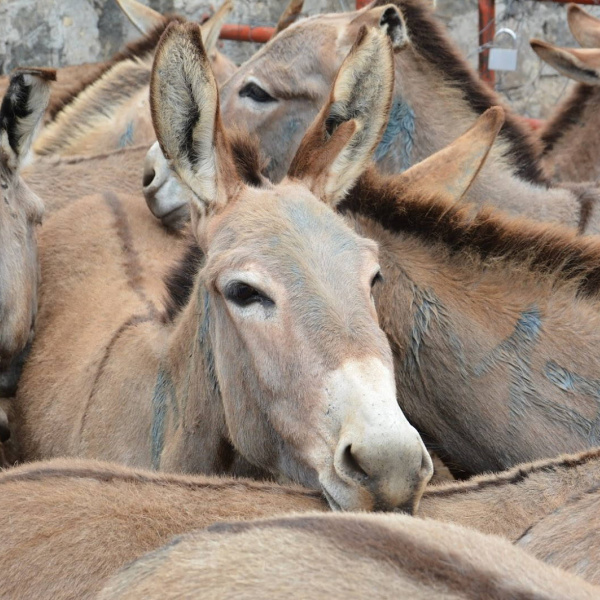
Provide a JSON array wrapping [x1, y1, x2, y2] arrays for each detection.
[[540, 83, 600, 183], [419, 449, 600, 541], [383, 56, 588, 227], [157, 274, 264, 479], [342, 182, 600, 473]]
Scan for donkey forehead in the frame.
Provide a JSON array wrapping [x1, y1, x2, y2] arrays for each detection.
[[210, 183, 378, 273], [222, 17, 351, 95]]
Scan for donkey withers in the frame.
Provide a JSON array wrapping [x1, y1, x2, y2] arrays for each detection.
[[0, 69, 53, 402], [98, 513, 599, 600], [15, 24, 432, 512]]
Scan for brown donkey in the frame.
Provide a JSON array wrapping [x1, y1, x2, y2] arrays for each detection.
[[1, 450, 599, 598], [31, 0, 234, 158], [16, 24, 432, 511], [144, 0, 599, 233], [533, 4, 600, 184], [97, 513, 600, 600], [0, 69, 53, 402]]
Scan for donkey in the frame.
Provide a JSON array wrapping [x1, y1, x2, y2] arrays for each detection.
[[0, 69, 54, 400], [97, 513, 600, 600], [533, 4, 600, 184], [31, 0, 234, 158], [15, 24, 432, 512], [143, 0, 600, 233], [1, 448, 599, 598]]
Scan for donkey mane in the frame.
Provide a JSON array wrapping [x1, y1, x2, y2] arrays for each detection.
[[376, 0, 545, 185], [162, 131, 265, 322], [540, 84, 595, 156], [48, 16, 183, 121], [341, 168, 600, 298], [425, 447, 600, 499], [0, 460, 322, 499]]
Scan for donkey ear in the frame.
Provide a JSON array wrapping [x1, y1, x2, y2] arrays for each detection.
[[288, 26, 394, 207], [275, 0, 304, 35], [0, 68, 56, 170], [115, 0, 166, 35], [201, 0, 234, 55], [397, 107, 504, 202], [568, 4, 600, 49], [531, 39, 600, 84], [353, 3, 408, 51], [151, 21, 237, 215]]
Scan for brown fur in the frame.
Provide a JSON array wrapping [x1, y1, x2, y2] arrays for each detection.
[[537, 75, 600, 184], [98, 512, 599, 600], [22, 145, 151, 216], [342, 176, 600, 473], [517, 485, 600, 584], [0, 449, 598, 597], [0, 459, 326, 599]]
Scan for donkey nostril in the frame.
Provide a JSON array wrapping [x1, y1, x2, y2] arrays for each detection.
[[341, 444, 369, 483], [142, 167, 156, 189]]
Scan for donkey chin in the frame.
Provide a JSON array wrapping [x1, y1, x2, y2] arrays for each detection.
[[312, 357, 434, 513]]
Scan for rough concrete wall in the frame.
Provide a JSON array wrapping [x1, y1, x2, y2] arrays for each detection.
[[1, 0, 599, 117]]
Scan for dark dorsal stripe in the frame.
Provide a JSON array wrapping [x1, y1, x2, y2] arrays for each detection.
[[48, 16, 184, 121], [540, 83, 596, 156], [341, 168, 600, 299], [376, 0, 546, 185], [0, 462, 323, 499], [423, 447, 600, 500]]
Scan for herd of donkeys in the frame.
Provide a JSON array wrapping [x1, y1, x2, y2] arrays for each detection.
[[1, 0, 600, 597]]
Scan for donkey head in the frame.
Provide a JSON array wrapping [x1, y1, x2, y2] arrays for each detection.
[[0, 69, 51, 365], [531, 38, 600, 86], [217, 1, 408, 182], [152, 21, 432, 511], [142, 2, 408, 226]]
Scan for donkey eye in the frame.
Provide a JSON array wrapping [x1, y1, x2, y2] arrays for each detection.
[[224, 282, 275, 308], [239, 82, 276, 103], [371, 271, 383, 288]]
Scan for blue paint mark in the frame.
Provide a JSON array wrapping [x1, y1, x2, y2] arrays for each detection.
[[118, 121, 134, 148], [545, 360, 600, 441], [404, 288, 600, 443], [375, 98, 415, 171], [150, 368, 178, 470]]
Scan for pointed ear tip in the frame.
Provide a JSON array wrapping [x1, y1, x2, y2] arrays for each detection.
[[12, 67, 57, 83]]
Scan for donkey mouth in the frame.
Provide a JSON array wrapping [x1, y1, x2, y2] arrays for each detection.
[[321, 485, 343, 512]]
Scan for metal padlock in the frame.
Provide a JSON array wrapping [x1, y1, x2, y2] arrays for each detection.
[[488, 28, 518, 72]]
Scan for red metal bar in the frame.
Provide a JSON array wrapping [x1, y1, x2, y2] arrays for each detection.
[[529, 0, 600, 4], [355, 0, 372, 8], [219, 24, 275, 43], [478, 0, 496, 87]]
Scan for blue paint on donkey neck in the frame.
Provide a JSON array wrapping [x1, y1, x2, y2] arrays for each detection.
[[375, 97, 415, 172]]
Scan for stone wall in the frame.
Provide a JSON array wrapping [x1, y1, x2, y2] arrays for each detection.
[[1, 0, 599, 117]]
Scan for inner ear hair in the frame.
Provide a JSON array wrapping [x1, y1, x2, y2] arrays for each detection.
[[0, 67, 56, 161], [379, 5, 408, 50]]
